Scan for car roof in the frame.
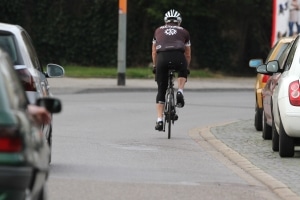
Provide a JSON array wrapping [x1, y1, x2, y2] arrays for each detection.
[[277, 37, 295, 43], [0, 22, 37, 71], [0, 22, 24, 33]]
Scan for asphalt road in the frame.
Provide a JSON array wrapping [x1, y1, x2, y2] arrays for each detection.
[[46, 77, 300, 200]]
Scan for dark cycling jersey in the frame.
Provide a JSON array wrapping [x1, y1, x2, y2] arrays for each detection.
[[152, 23, 191, 52]]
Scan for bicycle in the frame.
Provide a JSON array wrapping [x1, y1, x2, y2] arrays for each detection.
[[163, 68, 178, 139]]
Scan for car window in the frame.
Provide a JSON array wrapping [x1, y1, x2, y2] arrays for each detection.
[[0, 32, 21, 65], [284, 37, 299, 72], [21, 31, 42, 71], [266, 43, 289, 62], [277, 41, 294, 70], [0, 53, 28, 109], [265, 44, 277, 62]]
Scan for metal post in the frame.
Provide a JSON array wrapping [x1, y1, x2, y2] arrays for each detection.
[[117, 0, 127, 86]]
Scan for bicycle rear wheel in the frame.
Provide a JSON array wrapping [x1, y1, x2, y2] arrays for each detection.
[[167, 98, 172, 139]]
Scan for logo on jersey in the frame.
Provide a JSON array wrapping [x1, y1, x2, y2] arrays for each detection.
[[164, 28, 177, 35], [156, 45, 162, 50]]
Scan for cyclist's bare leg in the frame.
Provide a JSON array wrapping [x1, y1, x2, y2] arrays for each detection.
[[156, 103, 164, 120], [177, 77, 187, 91], [155, 102, 164, 131], [176, 77, 186, 108]]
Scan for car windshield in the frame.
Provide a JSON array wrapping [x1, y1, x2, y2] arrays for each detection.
[[0, 33, 19, 65]]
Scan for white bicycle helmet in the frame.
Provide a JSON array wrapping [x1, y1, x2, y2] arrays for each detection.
[[164, 9, 182, 23]]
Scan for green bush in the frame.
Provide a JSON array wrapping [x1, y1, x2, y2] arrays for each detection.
[[0, 0, 271, 76]]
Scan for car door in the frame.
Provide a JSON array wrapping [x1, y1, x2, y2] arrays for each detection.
[[272, 37, 297, 131]]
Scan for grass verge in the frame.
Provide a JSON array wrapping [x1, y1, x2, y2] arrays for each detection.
[[63, 66, 216, 79]]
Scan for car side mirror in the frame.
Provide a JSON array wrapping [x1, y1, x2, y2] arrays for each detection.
[[249, 59, 263, 68], [36, 97, 62, 113], [46, 64, 65, 78], [266, 60, 279, 73], [256, 64, 268, 74]]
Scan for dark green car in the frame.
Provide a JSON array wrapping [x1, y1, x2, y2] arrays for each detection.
[[0, 49, 61, 199]]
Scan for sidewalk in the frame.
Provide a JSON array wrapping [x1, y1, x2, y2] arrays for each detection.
[[48, 77, 255, 94]]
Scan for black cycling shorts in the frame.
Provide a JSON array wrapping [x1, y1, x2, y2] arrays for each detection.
[[155, 50, 188, 103]]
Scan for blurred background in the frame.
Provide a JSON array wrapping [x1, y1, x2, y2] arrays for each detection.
[[0, 0, 272, 76]]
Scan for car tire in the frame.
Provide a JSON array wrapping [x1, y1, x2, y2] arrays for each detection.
[[279, 120, 294, 157], [254, 102, 263, 131], [262, 111, 272, 140], [272, 119, 279, 152]]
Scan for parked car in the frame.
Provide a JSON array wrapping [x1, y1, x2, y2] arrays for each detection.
[[0, 22, 65, 162], [249, 37, 295, 131], [0, 49, 61, 199], [254, 38, 295, 140], [257, 34, 300, 157]]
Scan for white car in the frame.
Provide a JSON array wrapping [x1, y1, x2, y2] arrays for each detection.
[[257, 35, 300, 157], [0, 22, 65, 162]]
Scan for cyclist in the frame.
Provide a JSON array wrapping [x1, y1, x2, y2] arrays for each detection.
[[152, 9, 191, 131]]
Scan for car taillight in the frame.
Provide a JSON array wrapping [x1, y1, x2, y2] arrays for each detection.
[[289, 80, 300, 106], [0, 127, 22, 152], [262, 75, 270, 83], [16, 68, 36, 91]]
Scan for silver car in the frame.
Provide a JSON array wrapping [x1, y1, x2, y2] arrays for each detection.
[[0, 22, 64, 162]]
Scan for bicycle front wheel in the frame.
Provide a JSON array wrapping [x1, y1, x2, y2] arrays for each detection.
[[167, 100, 172, 139], [167, 93, 174, 139]]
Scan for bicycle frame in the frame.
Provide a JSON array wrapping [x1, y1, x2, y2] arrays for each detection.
[[163, 69, 177, 139]]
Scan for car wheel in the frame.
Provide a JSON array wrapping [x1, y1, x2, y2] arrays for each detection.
[[279, 120, 294, 157], [262, 111, 272, 140], [272, 119, 279, 152], [254, 102, 263, 131]]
